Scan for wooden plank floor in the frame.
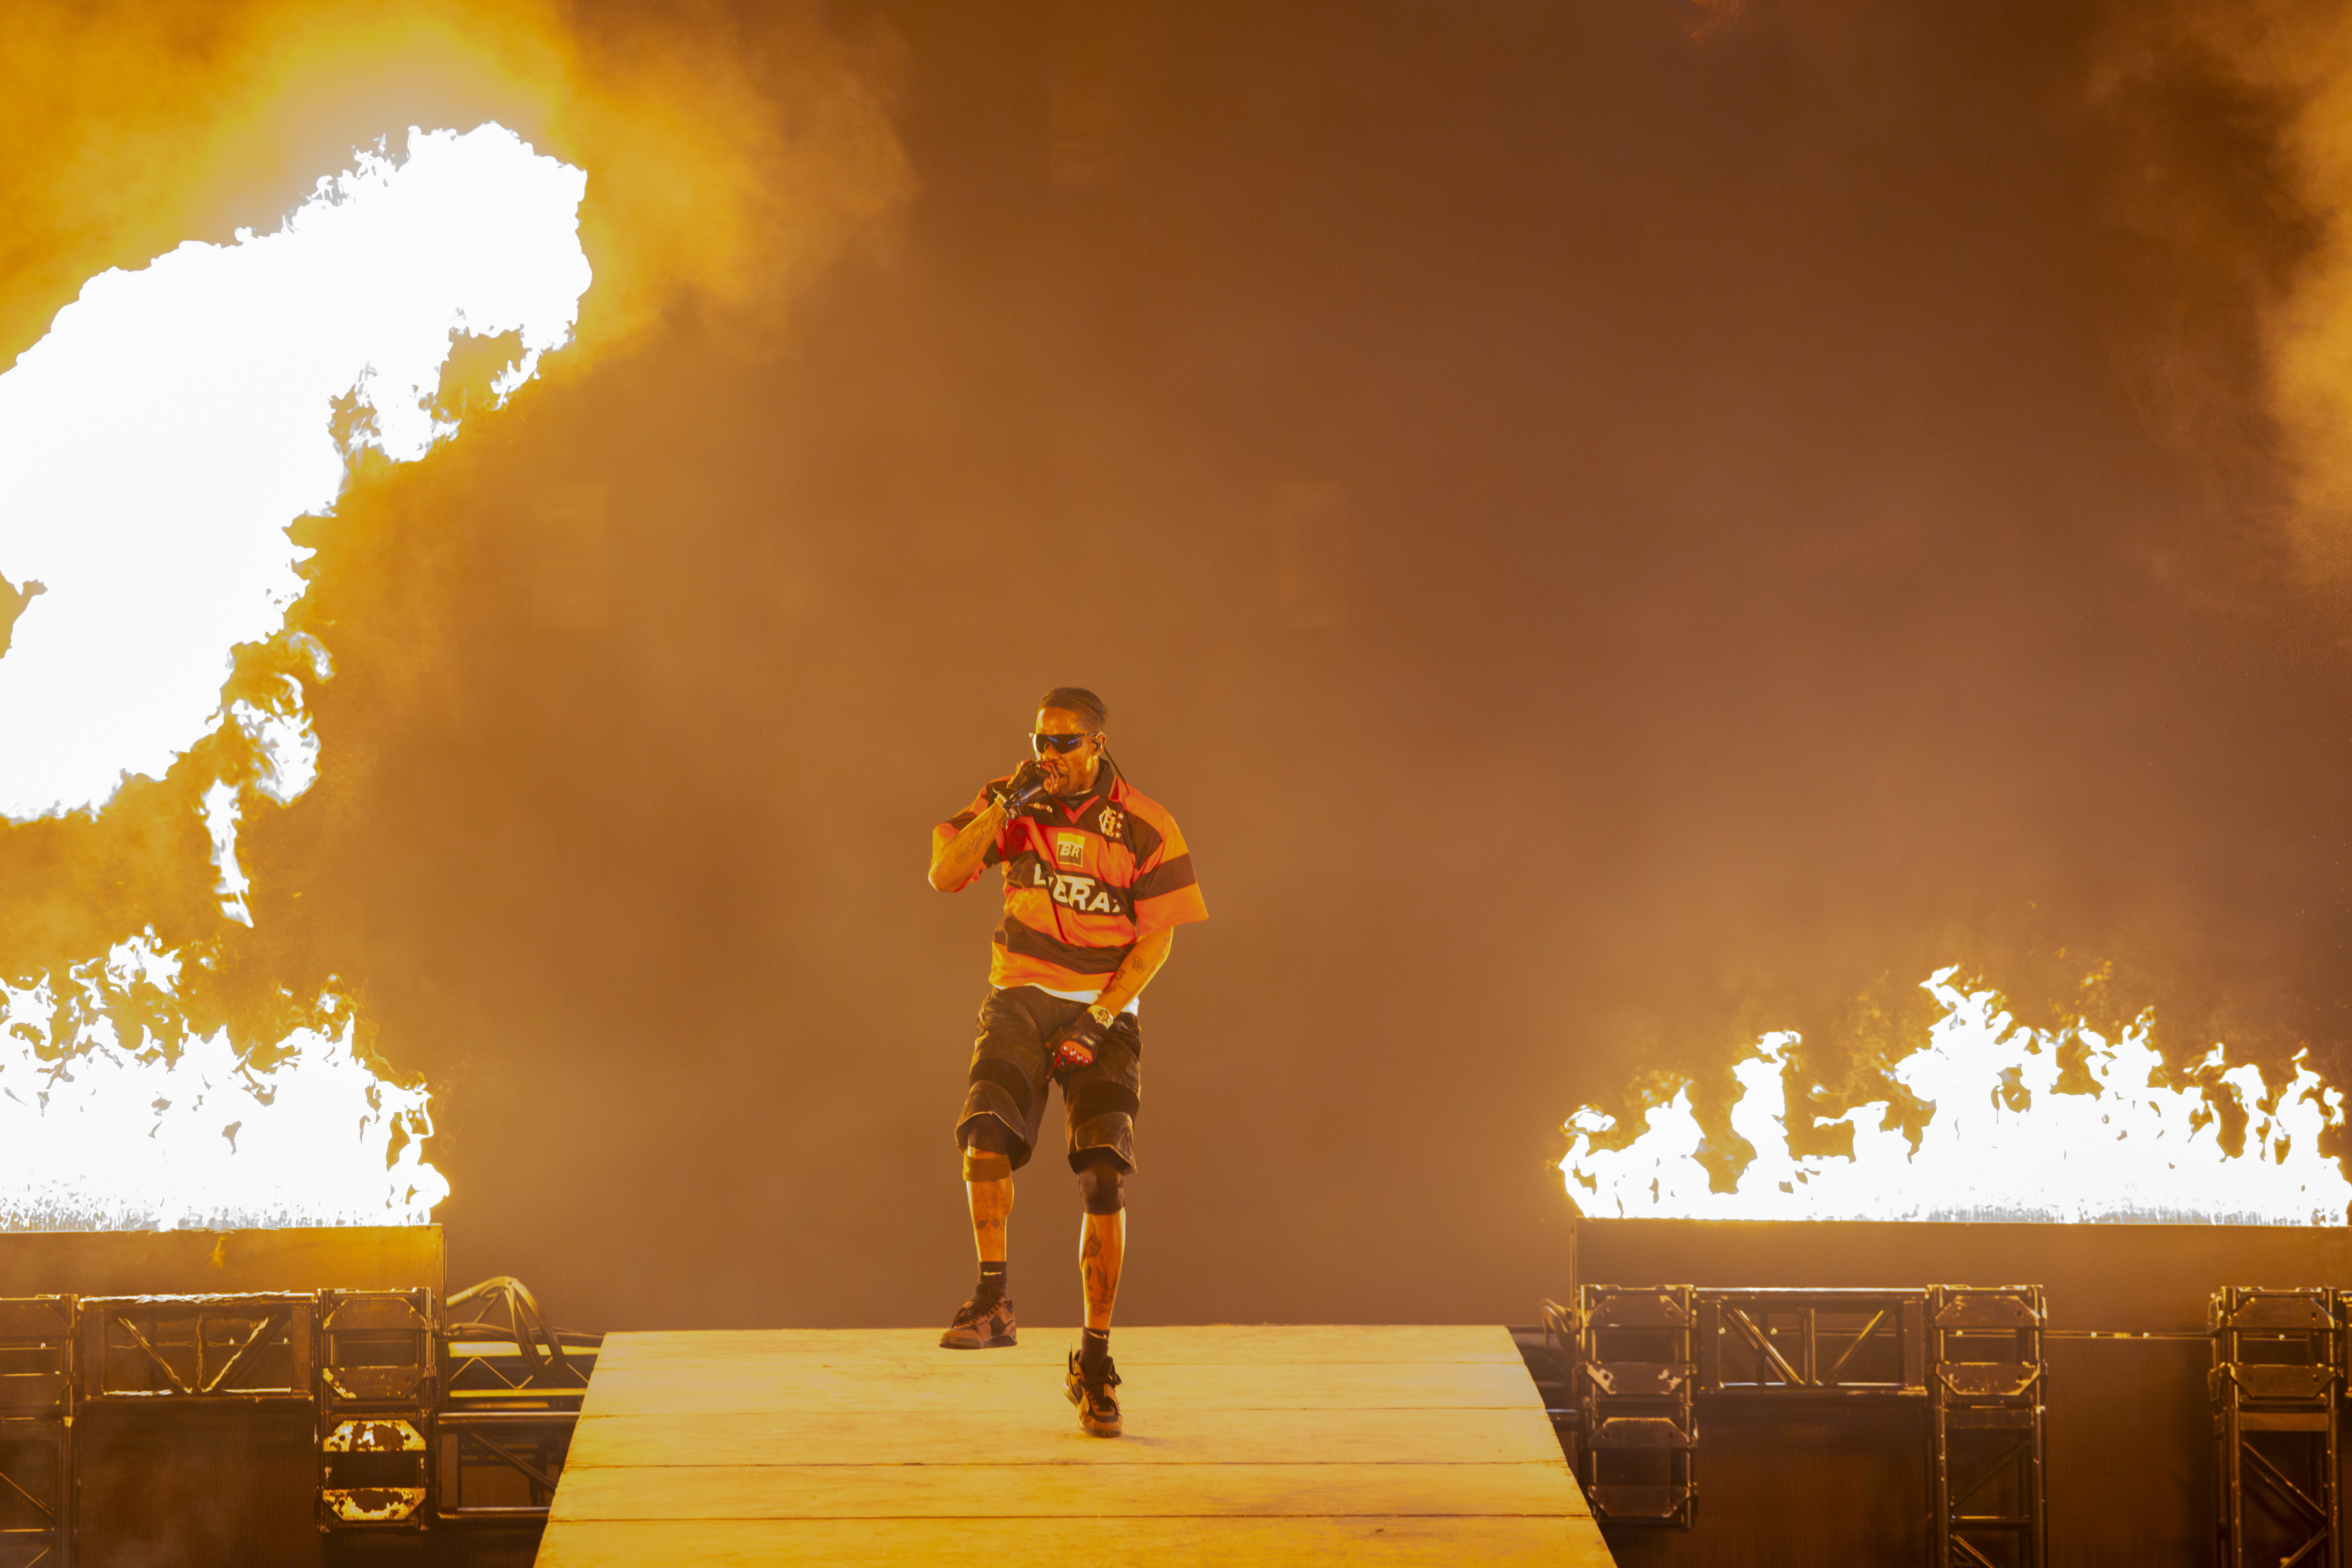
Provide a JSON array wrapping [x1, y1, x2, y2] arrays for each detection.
[[535, 1325, 1614, 1567]]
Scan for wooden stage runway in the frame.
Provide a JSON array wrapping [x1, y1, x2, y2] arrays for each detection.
[[533, 1324, 1613, 1565]]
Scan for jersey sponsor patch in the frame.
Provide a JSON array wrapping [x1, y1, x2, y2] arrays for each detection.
[[1049, 872, 1122, 915], [1057, 832, 1086, 866]]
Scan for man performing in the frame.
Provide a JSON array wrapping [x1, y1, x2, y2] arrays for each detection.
[[926, 686, 1207, 1437]]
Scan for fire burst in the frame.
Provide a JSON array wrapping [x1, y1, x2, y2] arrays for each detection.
[[0, 123, 594, 1228], [0, 122, 588, 828], [1562, 968, 2352, 1226], [0, 936, 446, 1231]]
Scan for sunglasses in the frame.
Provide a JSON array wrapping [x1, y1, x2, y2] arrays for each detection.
[[1031, 732, 1094, 756]]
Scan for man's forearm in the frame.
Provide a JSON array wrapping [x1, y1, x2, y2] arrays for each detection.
[[1091, 930, 1174, 1016], [929, 801, 1006, 891]]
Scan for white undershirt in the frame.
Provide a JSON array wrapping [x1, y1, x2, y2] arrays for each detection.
[[1021, 983, 1140, 1017]]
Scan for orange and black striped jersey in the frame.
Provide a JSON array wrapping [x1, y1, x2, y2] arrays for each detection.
[[935, 768, 1207, 997]]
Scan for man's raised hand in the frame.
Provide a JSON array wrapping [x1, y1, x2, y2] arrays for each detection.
[[993, 760, 1048, 813]]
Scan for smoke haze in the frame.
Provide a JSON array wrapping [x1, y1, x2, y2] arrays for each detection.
[[7, 0, 2352, 1329]]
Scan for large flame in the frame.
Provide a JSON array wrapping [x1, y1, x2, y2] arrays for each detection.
[[1562, 968, 2352, 1225], [0, 123, 593, 1227], [0, 121, 587, 827], [0, 935, 445, 1231]]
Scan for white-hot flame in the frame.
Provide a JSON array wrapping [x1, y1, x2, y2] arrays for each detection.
[[1562, 968, 2352, 1225], [0, 122, 589, 823], [0, 934, 447, 1230], [0, 123, 594, 1227]]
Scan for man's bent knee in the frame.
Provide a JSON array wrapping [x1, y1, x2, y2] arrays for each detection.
[[1074, 1154, 1126, 1215], [962, 1118, 1017, 1183]]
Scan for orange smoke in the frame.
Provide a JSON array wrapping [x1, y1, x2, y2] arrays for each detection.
[[2097, 0, 2352, 586]]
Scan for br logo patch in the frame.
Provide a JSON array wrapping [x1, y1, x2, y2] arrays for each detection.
[[1056, 832, 1086, 866]]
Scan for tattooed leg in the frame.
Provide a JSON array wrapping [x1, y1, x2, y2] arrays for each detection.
[[968, 1176, 1012, 1264], [1081, 1210, 1125, 1331]]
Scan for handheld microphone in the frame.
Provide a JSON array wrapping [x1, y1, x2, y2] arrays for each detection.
[[996, 760, 1049, 812]]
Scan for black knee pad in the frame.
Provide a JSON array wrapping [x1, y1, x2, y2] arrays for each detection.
[[964, 1119, 1017, 1158], [1074, 1154, 1126, 1215]]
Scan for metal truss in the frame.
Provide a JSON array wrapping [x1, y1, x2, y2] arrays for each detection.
[[1926, 1286, 2047, 1568], [1699, 1289, 1928, 1396], [2212, 1287, 2340, 1568], [1554, 1283, 2045, 1566], [0, 1279, 597, 1562], [1562, 1286, 1699, 1527], [437, 1409, 582, 1520], [317, 1289, 437, 1529], [439, 1276, 596, 1521], [0, 1299, 72, 1568], [1542, 1274, 2352, 1568], [79, 1294, 313, 1402]]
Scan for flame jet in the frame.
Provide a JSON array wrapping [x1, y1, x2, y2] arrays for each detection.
[[0, 123, 591, 1228], [1563, 969, 2352, 1226], [0, 122, 590, 825], [0, 933, 448, 1230]]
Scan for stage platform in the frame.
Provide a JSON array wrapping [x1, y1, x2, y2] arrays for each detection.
[[532, 1324, 1612, 1566]]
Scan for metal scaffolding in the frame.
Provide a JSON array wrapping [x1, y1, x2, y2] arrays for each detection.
[[1547, 1283, 2048, 1565], [0, 1280, 596, 1563], [439, 1275, 593, 1524], [0, 1297, 71, 1568], [1524, 1216, 2352, 1566], [1925, 1286, 2047, 1568], [1562, 1285, 1698, 1528], [1699, 1288, 1928, 1395], [1533, 1276, 2352, 1566], [2211, 1286, 2340, 1568]]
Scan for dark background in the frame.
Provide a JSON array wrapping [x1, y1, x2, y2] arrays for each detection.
[[9, 0, 2352, 1333]]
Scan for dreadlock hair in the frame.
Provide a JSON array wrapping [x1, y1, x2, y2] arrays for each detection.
[[1039, 686, 1109, 732]]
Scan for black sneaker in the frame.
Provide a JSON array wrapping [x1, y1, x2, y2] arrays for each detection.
[[939, 1294, 1017, 1349], [1066, 1346, 1122, 1436]]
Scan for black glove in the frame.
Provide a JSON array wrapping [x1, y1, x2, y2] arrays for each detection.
[[1052, 1008, 1111, 1075], [993, 760, 1049, 813]]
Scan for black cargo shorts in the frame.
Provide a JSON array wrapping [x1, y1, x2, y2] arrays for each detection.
[[954, 985, 1142, 1172]]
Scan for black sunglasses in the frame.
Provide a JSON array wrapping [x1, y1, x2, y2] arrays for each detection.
[[1031, 732, 1094, 756]]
